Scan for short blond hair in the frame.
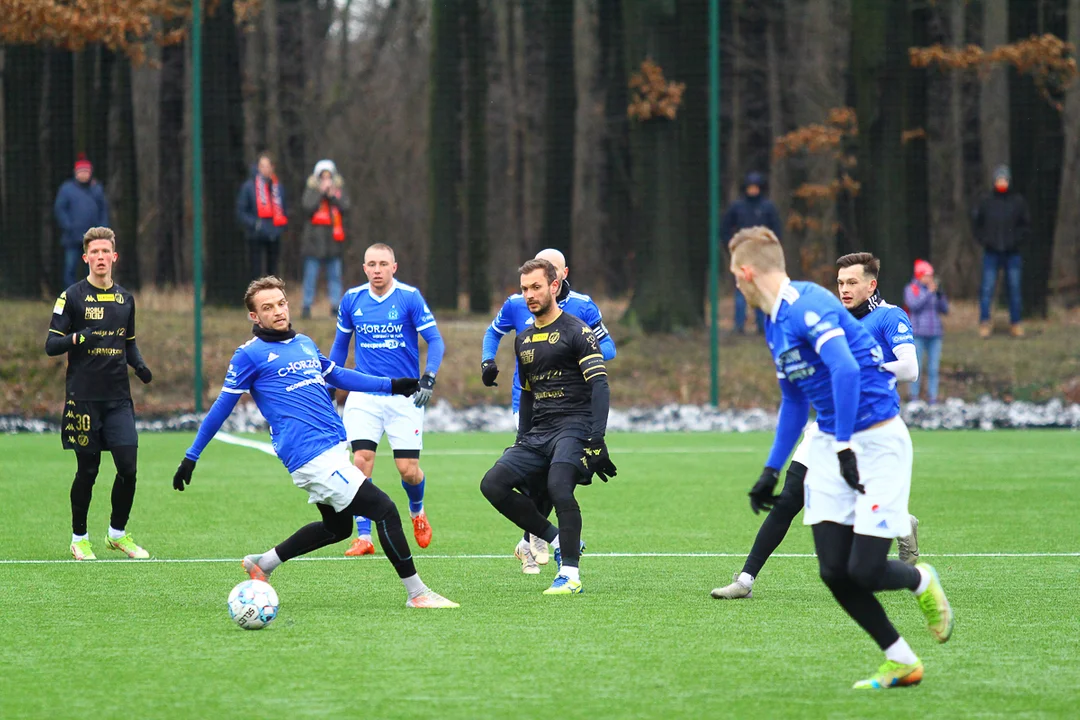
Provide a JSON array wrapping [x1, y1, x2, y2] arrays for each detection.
[[82, 227, 116, 253], [365, 243, 396, 261], [729, 226, 785, 272], [244, 275, 287, 312]]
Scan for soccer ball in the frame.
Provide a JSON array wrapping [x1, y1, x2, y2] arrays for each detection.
[[227, 579, 279, 630]]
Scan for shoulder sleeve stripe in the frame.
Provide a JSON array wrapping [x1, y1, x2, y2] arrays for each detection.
[[814, 328, 846, 354], [416, 320, 437, 332], [321, 361, 337, 376], [583, 370, 607, 381], [578, 353, 603, 364], [489, 322, 508, 335], [126, 336, 136, 341], [221, 387, 247, 395], [336, 323, 351, 333], [49, 328, 66, 336]]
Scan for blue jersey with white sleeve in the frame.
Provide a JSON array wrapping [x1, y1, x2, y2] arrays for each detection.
[[220, 334, 353, 472], [860, 300, 914, 399], [484, 289, 615, 411], [763, 281, 899, 470], [331, 280, 444, 394]]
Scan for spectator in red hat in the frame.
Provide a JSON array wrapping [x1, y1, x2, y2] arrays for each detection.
[[903, 259, 949, 404], [54, 153, 110, 287]]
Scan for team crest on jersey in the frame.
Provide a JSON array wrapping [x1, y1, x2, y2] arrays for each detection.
[[301, 343, 316, 357], [804, 311, 821, 327], [388, 308, 400, 321], [547, 331, 560, 344]]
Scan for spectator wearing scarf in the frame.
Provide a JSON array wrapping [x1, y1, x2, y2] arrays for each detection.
[[236, 153, 289, 278], [300, 159, 350, 318]]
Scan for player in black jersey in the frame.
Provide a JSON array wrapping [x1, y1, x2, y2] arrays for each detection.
[[45, 227, 153, 561], [479, 258, 617, 595]]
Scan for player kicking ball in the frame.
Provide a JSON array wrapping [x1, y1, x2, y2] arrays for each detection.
[[713, 252, 921, 600], [724, 228, 952, 689], [479, 259, 616, 595], [172, 276, 457, 609], [330, 243, 444, 557]]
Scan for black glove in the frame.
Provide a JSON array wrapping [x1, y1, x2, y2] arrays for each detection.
[[748, 466, 781, 515], [135, 365, 153, 384], [413, 372, 436, 408], [75, 329, 101, 347], [390, 377, 420, 397], [837, 448, 865, 494], [327, 386, 338, 404], [481, 360, 499, 387], [583, 438, 617, 482], [173, 457, 196, 492]]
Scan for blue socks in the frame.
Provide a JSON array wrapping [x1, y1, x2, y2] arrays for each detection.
[[402, 476, 425, 516], [355, 516, 372, 538]]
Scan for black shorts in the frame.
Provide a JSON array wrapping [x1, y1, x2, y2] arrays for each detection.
[[495, 424, 592, 487], [61, 399, 138, 453]]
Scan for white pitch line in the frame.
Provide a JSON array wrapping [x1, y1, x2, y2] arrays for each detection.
[[1, 551, 1077, 566]]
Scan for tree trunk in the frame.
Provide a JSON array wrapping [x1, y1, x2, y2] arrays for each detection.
[[598, 0, 632, 296], [678, 0, 709, 322], [203, 0, 250, 305], [427, 0, 463, 309], [1008, 0, 1062, 319], [157, 29, 186, 286], [541, 0, 575, 260], [464, 0, 490, 313], [980, 0, 1010, 180], [765, 0, 790, 257], [1051, 0, 1080, 301], [48, 49, 76, 295], [3, 45, 45, 297], [906, 2, 930, 266], [277, 0, 308, 280], [89, 47, 115, 187], [851, 0, 911, 299], [113, 57, 141, 289]]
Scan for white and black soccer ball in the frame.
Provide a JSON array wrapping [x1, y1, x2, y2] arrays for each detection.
[[227, 579, 279, 630]]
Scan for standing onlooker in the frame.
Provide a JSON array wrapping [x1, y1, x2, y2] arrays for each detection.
[[236, 152, 288, 278], [54, 154, 110, 288], [904, 259, 949, 405], [300, 159, 350, 319], [972, 164, 1028, 338], [722, 171, 783, 334]]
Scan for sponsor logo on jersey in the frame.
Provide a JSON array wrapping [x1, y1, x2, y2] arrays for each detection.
[[85, 306, 105, 320], [357, 323, 404, 335], [520, 349, 535, 364], [85, 294, 96, 302], [353, 307, 363, 316], [53, 296, 67, 315], [97, 293, 115, 302], [897, 322, 908, 333], [267, 352, 279, 362], [277, 357, 320, 377]]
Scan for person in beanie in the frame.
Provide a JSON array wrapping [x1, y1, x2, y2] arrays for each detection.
[[722, 171, 783, 334], [972, 165, 1028, 338], [236, 152, 288, 278], [300, 159, 350, 319], [54, 154, 110, 287], [904, 260, 949, 404]]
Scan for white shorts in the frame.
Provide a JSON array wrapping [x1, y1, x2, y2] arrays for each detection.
[[343, 392, 424, 452], [790, 421, 818, 467], [290, 442, 366, 512], [802, 417, 912, 539]]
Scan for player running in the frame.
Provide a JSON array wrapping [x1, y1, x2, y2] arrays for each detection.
[[329, 243, 445, 557], [481, 248, 616, 572], [722, 228, 952, 689], [46, 227, 154, 561], [479, 259, 617, 595], [713, 252, 922, 600], [172, 276, 457, 609]]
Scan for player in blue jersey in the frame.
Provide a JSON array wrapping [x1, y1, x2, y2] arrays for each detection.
[[714, 252, 923, 601], [329, 243, 445, 557], [720, 229, 952, 690], [481, 248, 616, 571], [171, 276, 458, 608]]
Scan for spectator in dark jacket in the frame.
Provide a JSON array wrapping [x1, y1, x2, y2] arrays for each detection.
[[54, 154, 109, 287], [904, 259, 949, 405], [236, 152, 288, 278], [300, 160, 350, 319], [972, 164, 1028, 338], [722, 171, 782, 333]]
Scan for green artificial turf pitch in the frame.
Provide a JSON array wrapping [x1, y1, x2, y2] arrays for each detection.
[[1, 430, 1077, 719]]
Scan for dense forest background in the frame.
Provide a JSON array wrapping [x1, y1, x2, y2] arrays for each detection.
[[2, 0, 1079, 332]]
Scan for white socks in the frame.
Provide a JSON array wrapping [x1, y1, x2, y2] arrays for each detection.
[[738, 572, 755, 588], [402, 573, 428, 598], [358, 534, 372, 542], [258, 549, 283, 574], [550, 534, 561, 550], [72, 533, 88, 544], [913, 566, 931, 595], [560, 566, 580, 582], [107, 527, 126, 540], [884, 637, 919, 665]]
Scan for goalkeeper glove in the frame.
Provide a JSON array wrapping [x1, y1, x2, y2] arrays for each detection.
[[413, 372, 436, 408], [748, 467, 781, 515], [583, 438, 617, 482]]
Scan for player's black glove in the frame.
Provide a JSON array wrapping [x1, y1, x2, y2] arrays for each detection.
[[584, 438, 617, 482], [481, 360, 499, 387], [135, 365, 153, 384], [173, 457, 196, 492], [748, 466, 781, 515], [413, 372, 436, 408], [837, 448, 865, 494], [390, 377, 420, 397], [74, 329, 101, 347]]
